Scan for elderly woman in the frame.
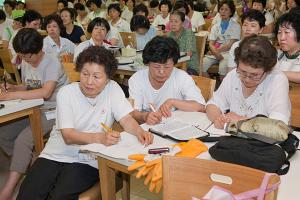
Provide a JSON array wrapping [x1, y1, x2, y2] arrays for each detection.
[[168, 11, 199, 75], [43, 14, 76, 62], [206, 35, 291, 129], [108, 3, 130, 32], [74, 17, 112, 60], [275, 11, 300, 83], [0, 28, 68, 199], [60, 7, 87, 44], [16, 46, 153, 199], [203, 0, 240, 78]]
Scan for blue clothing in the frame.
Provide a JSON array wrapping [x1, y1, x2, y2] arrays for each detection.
[[61, 25, 85, 44], [220, 20, 230, 34], [136, 26, 157, 50]]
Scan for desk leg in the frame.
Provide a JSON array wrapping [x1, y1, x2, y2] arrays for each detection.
[[98, 157, 117, 200], [121, 173, 130, 200], [29, 107, 44, 155]]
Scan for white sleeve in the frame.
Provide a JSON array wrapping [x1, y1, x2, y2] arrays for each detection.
[[227, 41, 238, 68], [56, 87, 75, 129], [110, 82, 134, 121], [197, 13, 205, 26], [179, 72, 206, 105], [265, 72, 291, 124], [265, 12, 274, 25], [209, 24, 218, 41], [128, 73, 144, 111], [207, 72, 232, 112]]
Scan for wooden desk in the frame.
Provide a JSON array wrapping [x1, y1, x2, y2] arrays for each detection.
[[91, 111, 300, 200], [289, 83, 300, 127], [0, 99, 44, 154]]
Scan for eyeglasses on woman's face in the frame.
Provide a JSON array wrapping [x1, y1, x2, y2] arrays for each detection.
[[236, 67, 265, 82]]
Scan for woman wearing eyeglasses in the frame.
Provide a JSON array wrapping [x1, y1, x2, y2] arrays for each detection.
[[206, 35, 291, 129]]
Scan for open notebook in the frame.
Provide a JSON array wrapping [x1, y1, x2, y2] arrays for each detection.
[[149, 120, 209, 141]]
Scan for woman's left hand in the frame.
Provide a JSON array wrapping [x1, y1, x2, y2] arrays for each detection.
[[225, 112, 247, 122], [136, 130, 153, 147], [159, 99, 174, 118]]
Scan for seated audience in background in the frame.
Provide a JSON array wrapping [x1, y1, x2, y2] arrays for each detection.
[[108, 3, 131, 32], [17, 46, 153, 199], [168, 11, 199, 75], [105, 0, 118, 7], [3, 0, 15, 19], [60, 7, 87, 44], [74, 2, 90, 32], [9, 10, 42, 64], [252, 0, 274, 34], [186, 0, 205, 32], [275, 11, 300, 83], [129, 36, 206, 125], [227, 9, 265, 72], [0, 28, 68, 200], [74, 17, 112, 60], [130, 15, 156, 50], [165, 0, 192, 32], [152, 0, 172, 28], [286, 0, 300, 11], [206, 35, 291, 129], [57, 0, 69, 15], [87, 0, 107, 21], [203, 0, 240, 78], [133, 3, 149, 17], [121, 0, 135, 23], [148, 0, 160, 22], [0, 9, 14, 47], [16, 1, 26, 10], [43, 14, 76, 62]]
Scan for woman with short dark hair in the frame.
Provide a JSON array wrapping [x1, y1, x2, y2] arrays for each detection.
[[206, 35, 290, 129], [17, 46, 153, 199]]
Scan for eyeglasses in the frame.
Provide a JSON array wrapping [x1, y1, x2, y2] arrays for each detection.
[[236, 68, 265, 81]]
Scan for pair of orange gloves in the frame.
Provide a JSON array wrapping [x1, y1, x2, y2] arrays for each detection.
[[127, 139, 208, 193]]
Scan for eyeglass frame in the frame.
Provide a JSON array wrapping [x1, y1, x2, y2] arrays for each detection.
[[236, 67, 265, 81]]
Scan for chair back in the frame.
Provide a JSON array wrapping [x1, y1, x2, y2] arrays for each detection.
[[62, 62, 80, 83], [192, 75, 216, 102], [0, 48, 21, 85], [203, 18, 213, 32], [289, 82, 300, 127], [119, 32, 137, 49], [162, 156, 280, 200], [195, 34, 208, 75]]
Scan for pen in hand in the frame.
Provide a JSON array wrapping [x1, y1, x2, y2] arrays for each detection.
[[100, 122, 121, 141], [149, 103, 156, 112]]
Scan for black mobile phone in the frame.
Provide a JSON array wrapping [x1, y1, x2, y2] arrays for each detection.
[[0, 104, 4, 109]]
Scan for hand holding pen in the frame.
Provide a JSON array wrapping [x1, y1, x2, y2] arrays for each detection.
[[100, 123, 120, 146], [145, 103, 162, 125]]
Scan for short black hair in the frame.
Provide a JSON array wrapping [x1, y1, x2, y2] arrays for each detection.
[[234, 35, 277, 72], [241, 9, 266, 28], [218, 0, 235, 18], [57, 0, 68, 7], [143, 36, 180, 65], [173, 0, 190, 15], [0, 10, 6, 21], [4, 0, 16, 9], [43, 14, 66, 35], [150, 0, 159, 8], [252, 0, 267, 8], [13, 28, 43, 54], [108, 3, 122, 16], [130, 14, 150, 31], [170, 10, 185, 22], [22, 10, 42, 27], [159, 0, 172, 12], [87, 17, 110, 33], [60, 7, 76, 21], [86, 0, 102, 8], [125, 0, 135, 6], [76, 46, 118, 79], [274, 12, 300, 42], [74, 2, 85, 10], [133, 3, 149, 16]]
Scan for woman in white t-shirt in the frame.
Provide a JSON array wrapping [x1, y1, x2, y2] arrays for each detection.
[[43, 14, 76, 62], [206, 35, 290, 129], [17, 46, 153, 199], [152, 0, 172, 27], [275, 11, 300, 83], [108, 3, 131, 32]]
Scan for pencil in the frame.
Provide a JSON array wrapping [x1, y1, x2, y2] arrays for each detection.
[[149, 103, 156, 112], [100, 123, 112, 132]]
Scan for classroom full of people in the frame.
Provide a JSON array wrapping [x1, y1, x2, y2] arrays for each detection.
[[0, 0, 299, 199]]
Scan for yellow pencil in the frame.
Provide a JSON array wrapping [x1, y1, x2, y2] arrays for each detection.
[[100, 123, 113, 132]]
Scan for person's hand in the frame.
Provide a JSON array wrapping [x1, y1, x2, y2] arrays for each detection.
[[145, 111, 162, 125], [214, 114, 230, 129], [0, 82, 16, 92], [186, 51, 192, 57], [159, 99, 174, 118], [100, 131, 121, 146], [215, 53, 224, 61], [225, 112, 247, 122], [0, 91, 14, 100], [136, 130, 154, 146]]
